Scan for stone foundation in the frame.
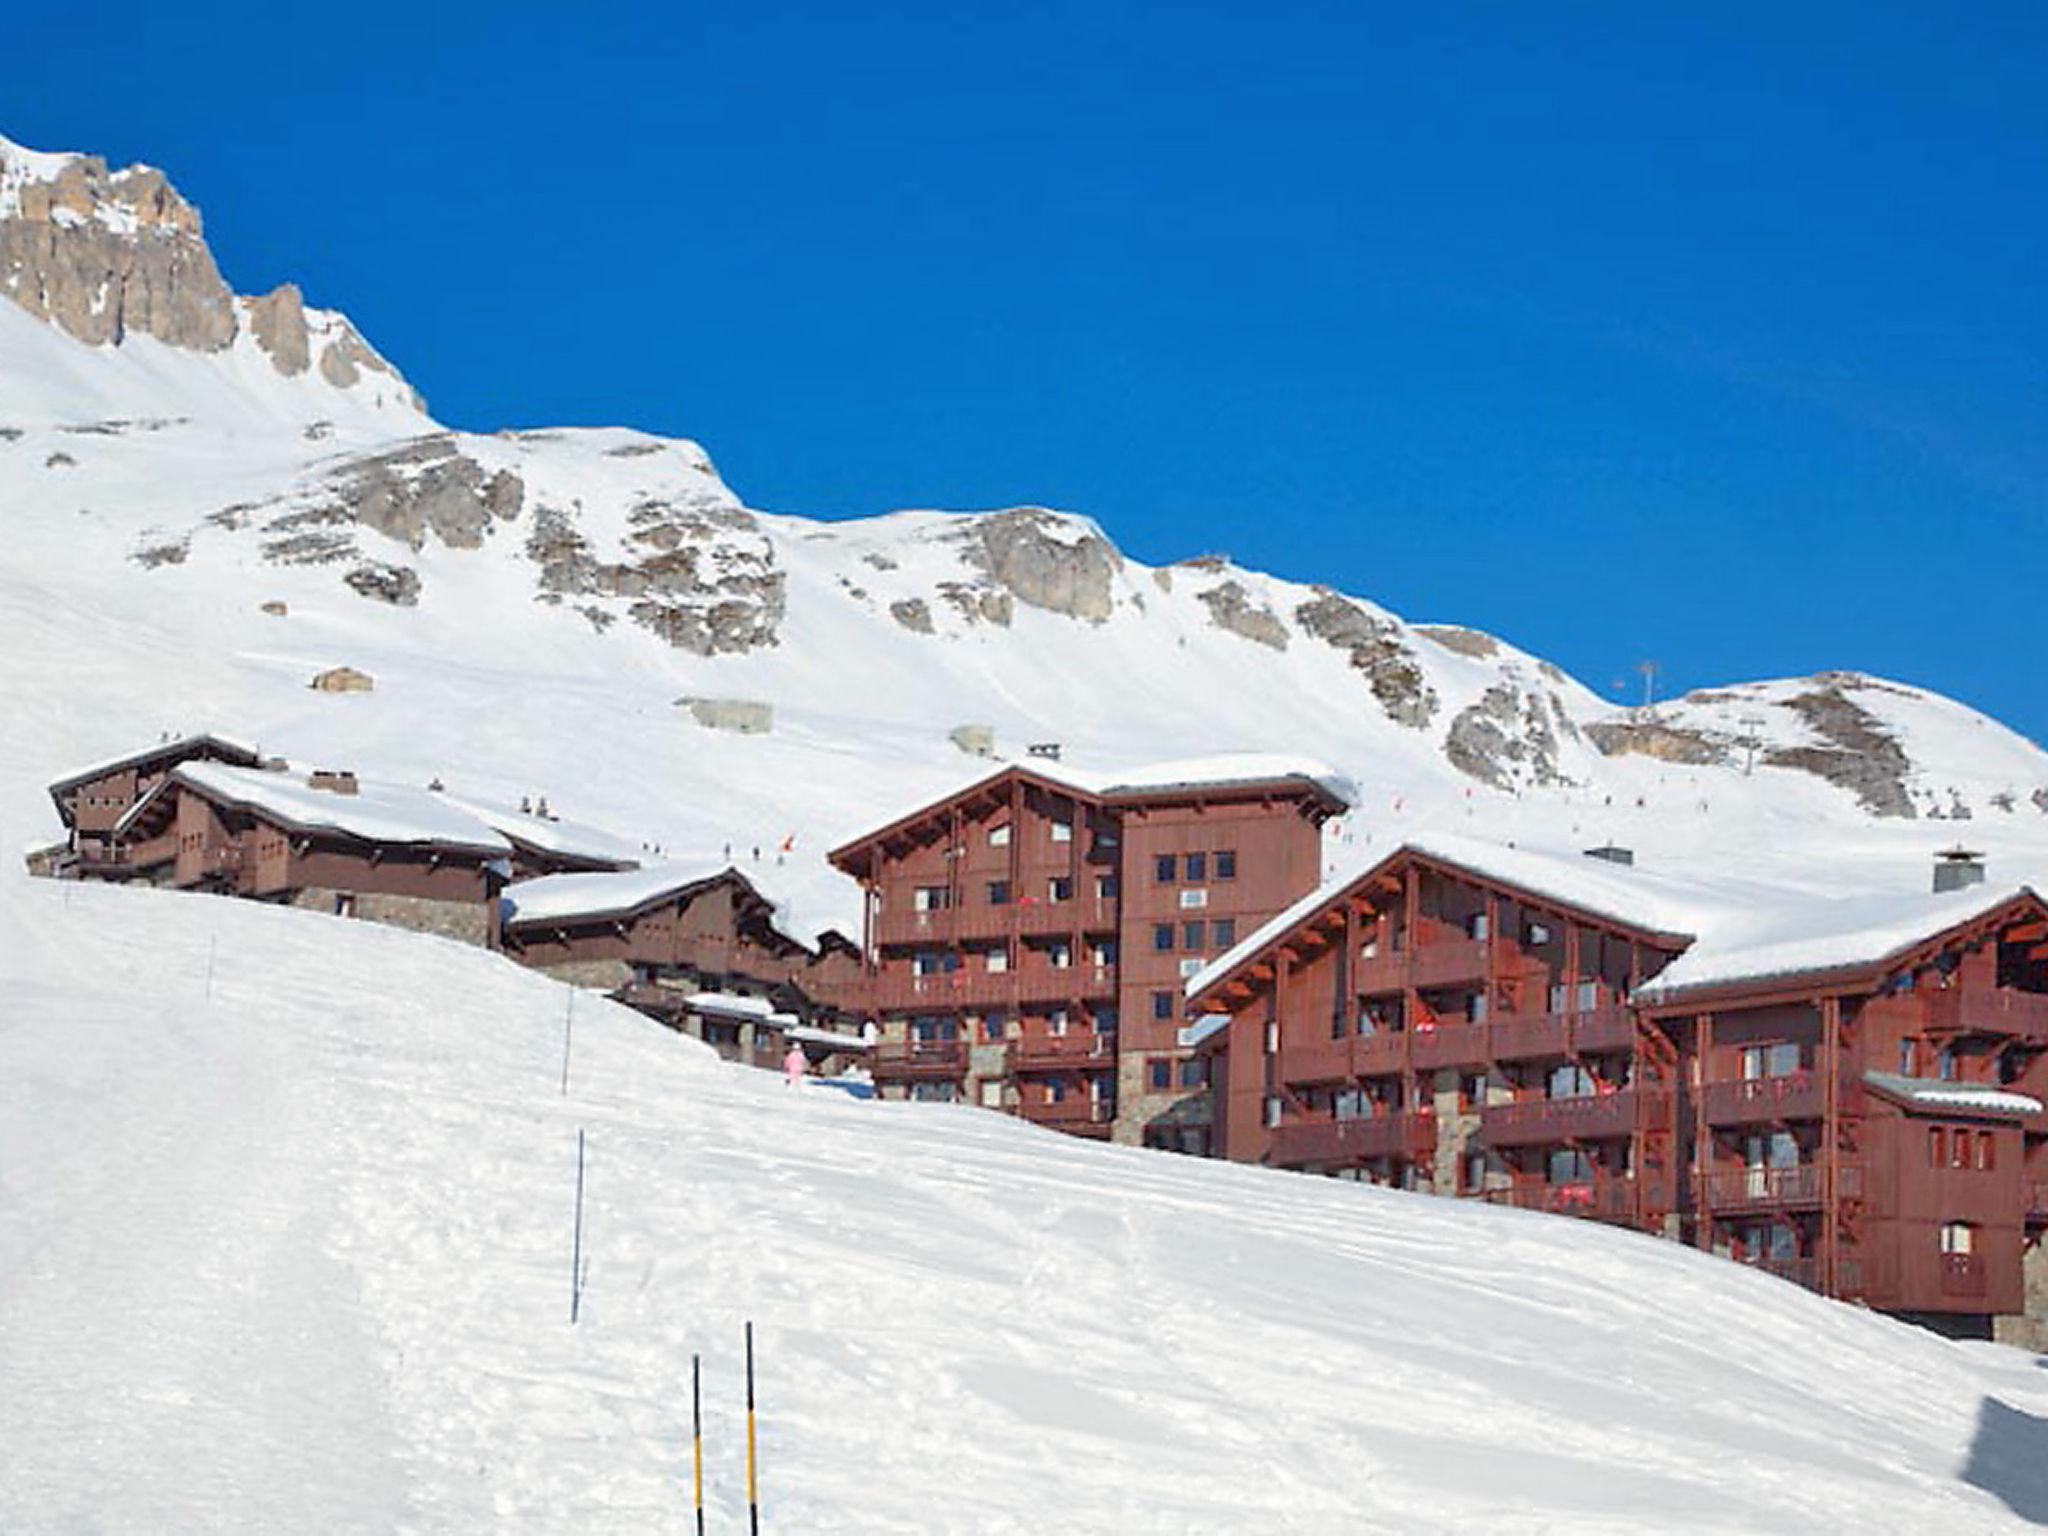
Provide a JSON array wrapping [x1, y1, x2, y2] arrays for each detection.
[[291, 887, 492, 947], [533, 957, 635, 990]]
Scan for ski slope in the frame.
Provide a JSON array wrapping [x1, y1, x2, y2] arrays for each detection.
[[4, 874, 2048, 1533]]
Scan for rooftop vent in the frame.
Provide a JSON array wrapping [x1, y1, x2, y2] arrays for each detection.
[[1933, 847, 1986, 894], [308, 769, 359, 797], [1027, 742, 1063, 761], [1583, 844, 1634, 866]]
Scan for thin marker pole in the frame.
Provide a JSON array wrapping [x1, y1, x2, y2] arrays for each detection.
[[560, 990, 574, 1095], [692, 1353, 705, 1536], [570, 1129, 586, 1324], [746, 1321, 759, 1535], [204, 934, 217, 1003]]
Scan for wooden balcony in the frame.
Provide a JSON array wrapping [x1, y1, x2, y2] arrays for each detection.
[[1570, 1008, 1635, 1054], [1700, 1072, 1821, 1125], [1013, 965, 1115, 1004], [1702, 1164, 1822, 1212], [1412, 1022, 1489, 1071], [1488, 1014, 1567, 1062], [1410, 938, 1492, 990], [1480, 1176, 1636, 1223], [1743, 1256, 1821, 1293], [870, 1039, 969, 1080], [1018, 1100, 1116, 1137], [1281, 1028, 1409, 1083], [1940, 1252, 1988, 1299], [1010, 1032, 1117, 1073], [1926, 986, 2048, 1043], [1270, 1112, 1435, 1167], [1481, 1090, 1642, 1147], [1013, 898, 1118, 936], [870, 970, 1013, 1013], [874, 907, 955, 947]]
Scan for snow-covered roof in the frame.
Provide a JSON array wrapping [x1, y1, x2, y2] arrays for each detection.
[[501, 863, 736, 926], [1179, 1015, 1231, 1050], [787, 1024, 871, 1051], [49, 732, 262, 798], [133, 762, 511, 854], [1862, 1071, 2044, 1118], [436, 793, 642, 870], [1636, 882, 2041, 1003], [684, 992, 778, 1021]]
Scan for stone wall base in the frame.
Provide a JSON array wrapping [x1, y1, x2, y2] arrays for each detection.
[[291, 887, 491, 947]]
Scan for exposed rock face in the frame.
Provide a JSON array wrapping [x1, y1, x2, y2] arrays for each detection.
[[1415, 625, 1499, 659], [936, 581, 1012, 627], [1197, 581, 1289, 651], [343, 561, 421, 606], [528, 499, 785, 656], [311, 666, 374, 693], [1762, 680, 1915, 818], [323, 436, 524, 552], [1445, 683, 1573, 791], [1295, 591, 1439, 729], [0, 152, 237, 351], [889, 597, 935, 634], [1586, 718, 1732, 767], [950, 724, 996, 758], [245, 284, 310, 375], [318, 317, 411, 402], [953, 509, 1119, 623]]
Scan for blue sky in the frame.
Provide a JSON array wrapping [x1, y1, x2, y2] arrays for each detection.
[[13, 3, 2046, 739]]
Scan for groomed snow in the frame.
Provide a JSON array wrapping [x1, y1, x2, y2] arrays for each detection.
[[5, 878, 2048, 1531]]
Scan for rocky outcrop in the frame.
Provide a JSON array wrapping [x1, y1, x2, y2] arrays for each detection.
[[1197, 581, 1289, 651], [1586, 718, 1732, 767], [244, 284, 310, 375], [344, 561, 421, 606], [936, 581, 1012, 627], [1415, 625, 1499, 659], [0, 150, 237, 351], [1762, 679, 1915, 818], [317, 317, 413, 403], [678, 696, 773, 734], [528, 498, 785, 656], [950, 724, 996, 758], [889, 597, 935, 634], [311, 666, 374, 693], [321, 436, 523, 551], [953, 509, 1119, 623], [1445, 683, 1573, 791], [1295, 591, 1439, 729]]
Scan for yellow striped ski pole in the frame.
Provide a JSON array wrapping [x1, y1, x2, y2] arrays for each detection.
[[746, 1321, 760, 1535], [692, 1353, 705, 1536]]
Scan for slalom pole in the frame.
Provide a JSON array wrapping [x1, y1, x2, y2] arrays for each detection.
[[746, 1320, 760, 1535], [570, 1128, 586, 1324], [692, 1353, 705, 1536]]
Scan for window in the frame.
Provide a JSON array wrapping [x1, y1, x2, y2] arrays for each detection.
[[985, 949, 1009, 973], [913, 950, 945, 976], [979, 1080, 1004, 1107], [1465, 1153, 1488, 1192], [1048, 876, 1073, 903], [1155, 854, 1176, 883], [1048, 943, 1072, 970], [1466, 991, 1489, 1024], [1265, 1095, 1283, 1129], [1153, 923, 1175, 952], [1547, 1147, 1593, 1183], [1547, 1063, 1595, 1100], [1525, 920, 1552, 947], [1179, 957, 1206, 979], [1091, 1005, 1117, 1034], [914, 886, 949, 912], [1898, 1038, 1916, 1075], [1178, 1057, 1206, 1089], [988, 823, 1011, 848], [1460, 1073, 1487, 1110], [1047, 1079, 1066, 1104], [1153, 990, 1175, 1021], [1050, 819, 1073, 843], [982, 1013, 1007, 1042], [1049, 1008, 1070, 1035], [1090, 941, 1116, 968], [1467, 912, 1490, 941], [1178, 887, 1209, 910], [986, 880, 1011, 906], [910, 1082, 959, 1103], [1950, 1129, 1971, 1169], [1929, 1127, 1946, 1167], [1096, 874, 1119, 900], [1936, 1047, 1957, 1081], [1185, 852, 1207, 882], [1215, 850, 1236, 880], [1741, 1042, 1801, 1080], [1183, 919, 1205, 950], [1940, 1221, 1975, 1255], [1576, 980, 1599, 1012], [1212, 918, 1236, 948], [912, 1016, 958, 1042], [1976, 1131, 1995, 1171], [1149, 1058, 1172, 1090]]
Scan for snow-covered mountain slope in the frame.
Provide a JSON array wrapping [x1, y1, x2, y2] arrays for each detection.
[[7, 877, 2048, 1534]]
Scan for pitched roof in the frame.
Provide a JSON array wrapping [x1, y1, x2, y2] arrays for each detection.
[[500, 863, 737, 927], [434, 792, 643, 870], [48, 732, 262, 812], [124, 761, 511, 855], [1862, 1071, 2045, 1118]]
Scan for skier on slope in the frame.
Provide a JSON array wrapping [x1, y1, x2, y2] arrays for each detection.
[[783, 1043, 807, 1087]]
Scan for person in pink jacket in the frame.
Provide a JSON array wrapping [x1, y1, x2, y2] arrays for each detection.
[[783, 1043, 807, 1087]]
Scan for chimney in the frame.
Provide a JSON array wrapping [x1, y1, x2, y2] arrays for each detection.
[[1027, 742, 1063, 761], [308, 769, 360, 796], [1933, 847, 1986, 894], [1583, 844, 1634, 867]]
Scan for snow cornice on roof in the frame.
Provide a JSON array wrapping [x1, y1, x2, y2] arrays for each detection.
[[1862, 1071, 2045, 1119], [125, 761, 512, 856]]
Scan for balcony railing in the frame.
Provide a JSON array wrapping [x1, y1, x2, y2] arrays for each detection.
[[1018, 1100, 1116, 1135], [874, 907, 954, 947], [1926, 986, 2048, 1043], [869, 970, 1012, 1012], [1410, 938, 1492, 990], [1702, 1164, 1822, 1212], [1488, 1014, 1567, 1062], [1940, 1252, 1988, 1298], [1570, 1008, 1635, 1054], [1013, 898, 1118, 936], [1010, 1032, 1117, 1072], [1701, 1072, 1821, 1125], [1481, 1177, 1635, 1222], [1281, 1028, 1411, 1083], [870, 1038, 969, 1079], [1480, 1090, 1641, 1147], [1412, 1022, 1490, 1070], [1270, 1112, 1435, 1167], [1741, 1256, 1821, 1293]]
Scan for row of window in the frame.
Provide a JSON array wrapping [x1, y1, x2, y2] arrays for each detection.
[[1146, 1056, 1209, 1090], [1155, 850, 1235, 883], [912, 874, 1120, 911], [911, 940, 1117, 975], [986, 820, 1079, 848], [1930, 1126, 1997, 1171], [909, 1007, 1119, 1042], [1151, 918, 1236, 952]]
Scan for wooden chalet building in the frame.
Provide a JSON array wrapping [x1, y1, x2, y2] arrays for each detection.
[[827, 755, 1352, 1147], [500, 864, 868, 1072], [111, 760, 513, 947], [39, 733, 264, 878], [1184, 833, 2048, 1340], [435, 793, 644, 881]]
